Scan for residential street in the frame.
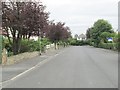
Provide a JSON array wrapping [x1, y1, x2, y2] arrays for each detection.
[[2, 46, 118, 88]]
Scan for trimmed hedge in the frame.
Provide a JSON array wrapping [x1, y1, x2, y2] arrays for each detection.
[[70, 39, 89, 46], [98, 42, 118, 50]]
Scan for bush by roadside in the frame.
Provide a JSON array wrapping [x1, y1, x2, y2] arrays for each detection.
[[85, 37, 119, 51], [2, 38, 51, 57], [98, 42, 118, 50], [20, 38, 51, 53], [69, 38, 89, 46]]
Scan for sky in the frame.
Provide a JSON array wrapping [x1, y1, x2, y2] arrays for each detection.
[[40, 0, 118, 36]]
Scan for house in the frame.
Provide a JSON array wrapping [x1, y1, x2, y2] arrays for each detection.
[[79, 34, 86, 40]]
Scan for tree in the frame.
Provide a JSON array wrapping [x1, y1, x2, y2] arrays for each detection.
[[100, 32, 111, 43], [61, 26, 71, 41], [2, 2, 49, 55], [21, 2, 49, 39], [86, 28, 91, 39], [2, 2, 26, 55], [46, 22, 71, 49], [90, 19, 114, 46]]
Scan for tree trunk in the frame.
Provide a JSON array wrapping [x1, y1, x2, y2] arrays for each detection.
[[54, 42, 57, 50], [57, 42, 60, 49], [18, 38, 22, 53], [13, 38, 21, 55], [13, 39, 18, 55]]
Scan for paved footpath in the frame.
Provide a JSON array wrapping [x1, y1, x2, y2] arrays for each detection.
[[1, 47, 64, 82]]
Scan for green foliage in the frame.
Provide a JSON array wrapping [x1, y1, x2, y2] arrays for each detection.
[[7, 51, 13, 57], [98, 42, 118, 50], [2, 2, 49, 55], [69, 38, 89, 46], [2, 37, 12, 52], [86, 28, 91, 39], [90, 19, 113, 46], [69, 38, 77, 45], [2, 38, 51, 56], [85, 19, 119, 51], [100, 32, 112, 43], [20, 40, 39, 52], [93, 19, 113, 33], [20, 38, 51, 53], [85, 39, 94, 46], [41, 38, 51, 46], [100, 32, 111, 38], [2, 37, 13, 57]]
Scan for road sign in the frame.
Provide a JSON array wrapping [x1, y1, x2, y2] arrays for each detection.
[[107, 38, 113, 41]]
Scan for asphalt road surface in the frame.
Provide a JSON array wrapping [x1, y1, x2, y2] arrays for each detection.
[[2, 46, 118, 88]]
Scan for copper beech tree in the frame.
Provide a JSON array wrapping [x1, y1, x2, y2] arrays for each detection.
[[46, 22, 71, 49], [2, 2, 49, 55], [2, 1, 71, 54]]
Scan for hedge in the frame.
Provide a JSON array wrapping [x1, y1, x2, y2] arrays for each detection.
[[20, 38, 51, 53], [70, 39, 89, 46], [98, 42, 118, 50], [2, 38, 51, 56]]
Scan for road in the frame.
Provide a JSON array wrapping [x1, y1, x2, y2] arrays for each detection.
[[2, 46, 118, 88]]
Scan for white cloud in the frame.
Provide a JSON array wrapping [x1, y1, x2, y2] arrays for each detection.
[[40, 0, 119, 35]]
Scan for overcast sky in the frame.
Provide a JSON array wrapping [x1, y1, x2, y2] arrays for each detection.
[[40, 0, 118, 36]]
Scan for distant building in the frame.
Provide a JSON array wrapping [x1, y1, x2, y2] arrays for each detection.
[[79, 34, 86, 40], [74, 34, 79, 40]]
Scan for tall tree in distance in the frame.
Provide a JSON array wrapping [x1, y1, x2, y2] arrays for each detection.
[[46, 22, 71, 49], [86, 28, 91, 39], [90, 19, 114, 46]]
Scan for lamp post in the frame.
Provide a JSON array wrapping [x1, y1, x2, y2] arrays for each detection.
[[39, 29, 42, 55], [42, 32, 46, 53]]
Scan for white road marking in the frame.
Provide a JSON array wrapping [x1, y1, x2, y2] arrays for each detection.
[[11, 67, 35, 81], [1, 50, 65, 85]]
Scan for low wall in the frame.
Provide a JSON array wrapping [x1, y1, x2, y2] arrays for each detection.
[[2, 44, 62, 65]]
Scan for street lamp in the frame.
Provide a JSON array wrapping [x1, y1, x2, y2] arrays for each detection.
[[39, 29, 42, 55]]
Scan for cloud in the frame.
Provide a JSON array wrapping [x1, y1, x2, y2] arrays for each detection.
[[40, 0, 118, 35]]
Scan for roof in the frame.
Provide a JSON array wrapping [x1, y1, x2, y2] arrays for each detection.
[[79, 34, 86, 38]]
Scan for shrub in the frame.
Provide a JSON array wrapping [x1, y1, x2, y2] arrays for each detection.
[[1, 37, 13, 57], [2, 37, 12, 53], [98, 42, 118, 50], [7, 51, 13, 57], [69, 38, 89, 46], [20, 38, 51, 53], [69, 39, 77, 45]]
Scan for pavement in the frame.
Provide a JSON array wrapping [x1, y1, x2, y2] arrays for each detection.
[[1, 46, 118, 88], [1, 47, 64, 82]]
